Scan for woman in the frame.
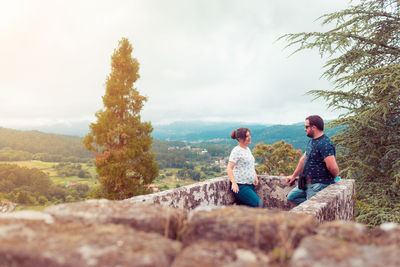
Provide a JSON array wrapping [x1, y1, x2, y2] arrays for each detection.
[[226, 127, 264, 208]]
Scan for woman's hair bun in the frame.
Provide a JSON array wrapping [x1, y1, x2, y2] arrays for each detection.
[[231, 127, 250, 141], [230, 130, 237, 140]]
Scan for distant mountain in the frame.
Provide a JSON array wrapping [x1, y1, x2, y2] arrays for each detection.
[[152, 121, 339, 151], [3, 120, 339, 152], [11, 120, 270, 139], [151, 121, 271, 141], [250, 123, 308, 150], [0, 127, 92, 158], [16, 121, 91, 137]]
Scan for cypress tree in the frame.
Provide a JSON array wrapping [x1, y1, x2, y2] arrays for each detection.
[[83, 38, 158, 200], [281, 0, 400, 226]]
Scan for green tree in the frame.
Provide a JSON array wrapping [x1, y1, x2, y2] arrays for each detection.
[[0, 164, 58, 204], [206, 145, 225, 157], [253, 141, 302, 176], [281, 0, 400, 226], [37, 195, 48, 205], [83, 38, 158, 200], [16, 191, 36, 205]]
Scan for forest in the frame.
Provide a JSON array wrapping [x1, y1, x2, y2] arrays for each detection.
[[0, 127, 234, 206], [0, 127, 92, 162], [0, 126, 301, 207], [0, 164, 89, 206]]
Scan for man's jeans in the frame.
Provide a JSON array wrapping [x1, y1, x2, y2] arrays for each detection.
[[287, 183, 330, 205]]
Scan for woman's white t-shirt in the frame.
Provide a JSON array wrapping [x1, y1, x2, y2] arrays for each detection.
[[228, 146, 256, 184]]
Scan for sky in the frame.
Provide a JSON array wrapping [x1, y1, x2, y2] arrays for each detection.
[[0, 0, 355, 131]]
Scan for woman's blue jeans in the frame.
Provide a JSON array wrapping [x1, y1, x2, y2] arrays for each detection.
[[233, 184, 264, 208], [287, 183, 329, 205]]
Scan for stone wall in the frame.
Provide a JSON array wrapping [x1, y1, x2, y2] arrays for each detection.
[[290, 179, 355, 222], [1, 201, 398, 266], [125, 175, 355, 222], [1, 176, 397, 266]]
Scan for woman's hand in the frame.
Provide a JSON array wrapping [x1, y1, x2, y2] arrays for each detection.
[[231, 182, 239, 193], [254, 175, 259, 186], [227, 161, 239, 193]]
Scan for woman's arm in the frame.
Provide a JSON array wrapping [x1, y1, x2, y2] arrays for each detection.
[[227, 161, 239, 193]]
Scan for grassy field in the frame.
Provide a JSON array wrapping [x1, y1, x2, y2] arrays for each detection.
[[155, 168, 194, 190], [155, 167, 224, 191], [1, 160, 225, 195], [1, 160, 97, 187], [0, 160, 97, 211], [14, 205, 46, 211]]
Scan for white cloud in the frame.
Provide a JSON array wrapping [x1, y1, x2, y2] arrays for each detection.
[[0, 0, 353, 130]]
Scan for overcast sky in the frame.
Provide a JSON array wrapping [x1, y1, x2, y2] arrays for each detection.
[[0, 0, 355, 130]]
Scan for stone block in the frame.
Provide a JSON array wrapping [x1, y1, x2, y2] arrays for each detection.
[[124, 177, 235, 209], [44, 199, 187, 239], [290, 179, 355, 222], [317, 220, 370, 244], [256, 176, 296, 210], [370, 222, 400, 246], [291, 221, 400, 267], [290, 234, 400, 267], [0, 215, 181, 267], [181, 206, 318, 255], [171, 240, 271, 267]]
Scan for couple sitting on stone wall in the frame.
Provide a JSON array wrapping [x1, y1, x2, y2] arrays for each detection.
[[226, 115, 340, 207]]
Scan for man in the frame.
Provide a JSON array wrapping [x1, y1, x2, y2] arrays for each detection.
[[286, 115, 339, 204]]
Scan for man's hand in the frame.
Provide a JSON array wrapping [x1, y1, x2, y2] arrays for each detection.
[[285, 175, 296, 185]]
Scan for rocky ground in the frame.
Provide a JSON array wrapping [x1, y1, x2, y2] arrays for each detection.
[[0, 200, 17, 213], [0, 200, 399, 266]]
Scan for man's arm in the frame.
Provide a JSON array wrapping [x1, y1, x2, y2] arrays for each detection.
[[324, 155, 339, 178], [286, 153, 306, 184]]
